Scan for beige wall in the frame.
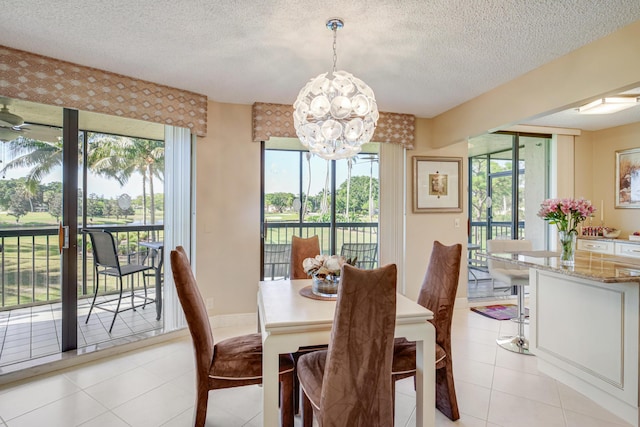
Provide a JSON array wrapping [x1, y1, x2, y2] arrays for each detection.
[[404, 118, 469, 302], [581, 122, 640, 237], [574, 132, 594, 201], [196, 101, 261, 315]]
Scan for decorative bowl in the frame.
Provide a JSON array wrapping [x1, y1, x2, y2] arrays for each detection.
[[603, 229, 621, 238]]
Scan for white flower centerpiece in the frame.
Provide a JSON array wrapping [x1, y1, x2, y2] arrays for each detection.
[[303, 254, 356, 297]]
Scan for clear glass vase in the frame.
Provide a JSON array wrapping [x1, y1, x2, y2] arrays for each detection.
[[312, 275, 340, 297], [558, 230, 577, 266]]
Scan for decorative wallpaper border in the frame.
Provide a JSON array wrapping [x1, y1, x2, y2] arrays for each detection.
[[0, 46, 207, 136], [252, 102, 415, 149]]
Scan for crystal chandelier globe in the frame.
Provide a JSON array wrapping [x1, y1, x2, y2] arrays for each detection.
[[293, 19, 379, 160]]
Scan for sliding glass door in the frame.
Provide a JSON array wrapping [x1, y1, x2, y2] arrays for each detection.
[[0, 96, 167, 367], [467, 131, 550, 298]]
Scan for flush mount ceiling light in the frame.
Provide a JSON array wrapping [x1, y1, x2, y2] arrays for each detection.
[[577, 97, 639, 114], [293, 18, 379, 160]]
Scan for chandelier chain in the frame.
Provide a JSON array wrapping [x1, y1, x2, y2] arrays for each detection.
[[332, 24, 338, 73]]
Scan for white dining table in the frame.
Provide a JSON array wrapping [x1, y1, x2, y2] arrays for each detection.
[[258, 279, 436, 426]]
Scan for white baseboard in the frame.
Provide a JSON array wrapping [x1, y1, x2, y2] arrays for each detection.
[[454, 297, 469, 309]]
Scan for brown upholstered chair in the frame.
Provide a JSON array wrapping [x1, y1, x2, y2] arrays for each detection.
[[392, 240, 462, 421], [170, 246, 295, 427], [297, 263, 397, 427], [289, 235, 321, 279]]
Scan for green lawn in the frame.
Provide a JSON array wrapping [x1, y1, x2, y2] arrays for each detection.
[[0, 210, 163, 228]]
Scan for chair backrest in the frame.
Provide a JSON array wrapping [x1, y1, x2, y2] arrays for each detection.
[[321, 263, 397, 426], [85, 229, 121, 270], [416, 241, 462, 353], [340, 243, 378, 269], [486, 239, 532, 272], [289, 235, 320, 280], [170, 246, 215, 379]]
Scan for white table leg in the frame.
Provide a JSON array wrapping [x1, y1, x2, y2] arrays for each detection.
[[415, 322, 436, 427], [262, 334, 280, 426]]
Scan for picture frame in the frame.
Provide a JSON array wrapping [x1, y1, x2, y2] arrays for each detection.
[[615, 147, 640, 209], [412, 156, 462, 213]]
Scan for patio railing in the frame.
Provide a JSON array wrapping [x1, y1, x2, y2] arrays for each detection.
[[263, 221, 378, 279], [468, 220, 525, 268], [0, 225, 163, 310]]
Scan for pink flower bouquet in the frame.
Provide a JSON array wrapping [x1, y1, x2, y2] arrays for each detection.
[[537, 198, 595, 233]]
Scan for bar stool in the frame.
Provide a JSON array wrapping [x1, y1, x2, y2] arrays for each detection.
[[487, 239, 532, 355]]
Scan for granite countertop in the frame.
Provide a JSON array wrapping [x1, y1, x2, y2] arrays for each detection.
[[485, 250, 640, 283], [578, 237, 640, 245]]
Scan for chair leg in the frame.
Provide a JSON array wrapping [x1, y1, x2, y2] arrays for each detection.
[[142, 271, 148, 308], [130, 276, 136, 311], [280, 371, 294, 427], [109, 277, 124, 333], [294, 367, 301, 414], [391, 375, 396, 420], [193, 386, 209, 427], [85, 268, 100, 324], [435, 363, 460, 421], [302, 389, 313, 427]]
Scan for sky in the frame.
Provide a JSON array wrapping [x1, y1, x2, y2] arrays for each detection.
[[265, 151, 379, 196]]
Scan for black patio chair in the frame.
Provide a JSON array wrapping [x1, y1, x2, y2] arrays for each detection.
[[84, 229, 154, 332], [340, 242, 378, 269]]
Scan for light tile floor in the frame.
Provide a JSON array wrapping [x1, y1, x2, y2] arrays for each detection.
[[467, 269, 517, 301], [0, 307, 632, 427]]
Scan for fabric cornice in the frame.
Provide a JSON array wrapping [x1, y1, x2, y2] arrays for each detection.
[[0, 45, 207, 136], [252, 102, 415, 149]]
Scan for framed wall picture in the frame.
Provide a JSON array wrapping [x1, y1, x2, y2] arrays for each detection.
[[413, 156, 462, 213], [615, 147, 640, 209]]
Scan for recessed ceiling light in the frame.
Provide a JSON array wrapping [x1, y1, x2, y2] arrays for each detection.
[[577, 97, 639, 114]]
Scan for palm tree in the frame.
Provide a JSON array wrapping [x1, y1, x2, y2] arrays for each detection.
[[0, 137, 63, 197], [1, 134, 164, 229], [88, 136, 164, 227], [302, 152, 312, 221]]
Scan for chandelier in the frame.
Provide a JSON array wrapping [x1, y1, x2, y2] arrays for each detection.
[[293, 18, 379, 160]]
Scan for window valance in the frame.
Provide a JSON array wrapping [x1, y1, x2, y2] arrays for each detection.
[[0, 46, 207, 136], [252, 102, 415, 149]]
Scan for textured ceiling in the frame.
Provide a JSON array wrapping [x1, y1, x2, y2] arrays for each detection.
[[1, 0, 640, 130]]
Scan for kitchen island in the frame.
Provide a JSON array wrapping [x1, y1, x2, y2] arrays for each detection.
[[487, 249, 640, 427]]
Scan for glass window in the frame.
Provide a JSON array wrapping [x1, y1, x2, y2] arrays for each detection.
[[262, 139, 379, 279]]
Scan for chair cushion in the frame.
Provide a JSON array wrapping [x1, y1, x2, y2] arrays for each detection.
[[296, 350, 327, 411], [100, 263, 152, 277], [392, 337, 447, 373], [490, 268, 529, 286], [210, 333, 294, 380]]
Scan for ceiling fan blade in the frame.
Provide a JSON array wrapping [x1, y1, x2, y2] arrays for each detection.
[[19, 123, 62, 142], [0, 126, 22, 142], [0, 104, 24, 127]]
